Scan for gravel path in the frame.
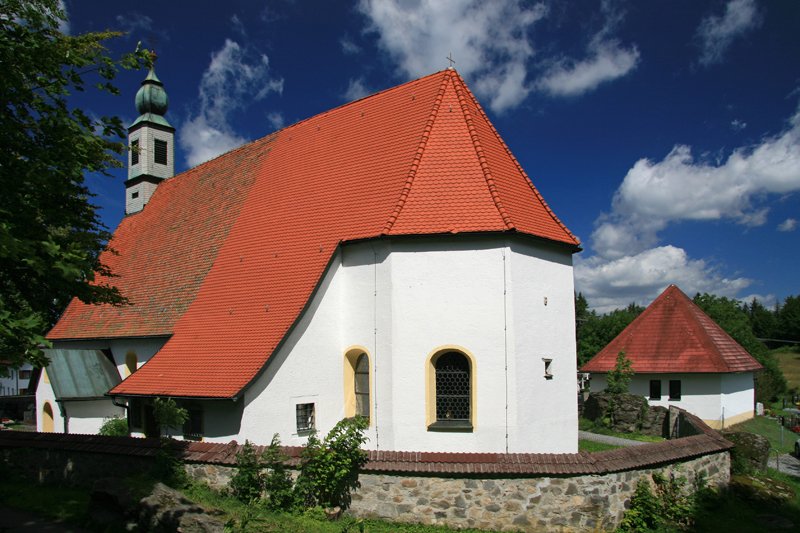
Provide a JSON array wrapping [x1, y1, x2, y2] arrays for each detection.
[[579, 430, 648, 447]]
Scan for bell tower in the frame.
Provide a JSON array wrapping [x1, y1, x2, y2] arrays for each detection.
[[126, 53, 174, 215]]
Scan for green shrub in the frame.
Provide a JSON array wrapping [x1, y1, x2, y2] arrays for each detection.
[[230, 440, 265, 504], [262, 434, 295, 511], [98, 417, 128, 436], [606, 351, 634, 394], [294, 416, 369, 510], [152, 397, 188, 437], [151, 437, 188, 488], [617, 471, 696, 532]]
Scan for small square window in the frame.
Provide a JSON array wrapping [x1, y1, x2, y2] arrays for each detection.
[[131, 191, 139, 199], [543, 358, 553, 380], [649, 380, 661, 400], [296, 403, 315, 433], [669, 380, 681, 401]]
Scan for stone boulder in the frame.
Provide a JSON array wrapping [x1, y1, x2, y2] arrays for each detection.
[[640, 405, 669, 437], [723, 431, 770, 473], [137, 482, 224, 533], [583, 392, 649, 433]]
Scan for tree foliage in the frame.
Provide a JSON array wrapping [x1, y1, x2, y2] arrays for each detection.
[[152, 397, 188, 437], [576, 297, 643, 366], [693, 293, 787, 403], [0, 0, 147, 372], [606, 351, 634, 394]]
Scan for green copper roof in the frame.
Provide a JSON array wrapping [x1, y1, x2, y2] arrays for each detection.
[[131, 64, 172, 129], [43, 348, 121, 400]]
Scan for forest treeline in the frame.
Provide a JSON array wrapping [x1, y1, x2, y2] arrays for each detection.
[[575, 292, 800, 403]]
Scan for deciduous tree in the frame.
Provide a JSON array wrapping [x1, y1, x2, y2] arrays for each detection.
[[0, 0, 147, 372]]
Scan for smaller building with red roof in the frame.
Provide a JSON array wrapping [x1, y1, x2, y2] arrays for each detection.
[[581, 285, 762, 428]]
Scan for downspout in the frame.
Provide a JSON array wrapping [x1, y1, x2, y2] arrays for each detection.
[[56, 400, 68, 434], [371, 243, 380, 451], [502, 248, 509, 454]]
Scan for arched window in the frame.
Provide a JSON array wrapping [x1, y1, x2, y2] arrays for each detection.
[[42, 402, 54, 433], [426, 348, 475, 431], [344, 347, 371, 424], [354, 353, 370, 422]]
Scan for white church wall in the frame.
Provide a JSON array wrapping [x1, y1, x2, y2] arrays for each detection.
[[36, 369, 64, 433], [508, 239, 578, 452], [64, 400, 124, 435], [238, 250, 348, 447], [385, 238, 509, 453], [239, 236, 577, 453]]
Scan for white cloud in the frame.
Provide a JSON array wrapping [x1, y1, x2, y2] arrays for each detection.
[[577, 104, 800, 311], [357, 0, 546, 113], [56, 0, 70, 34], [114, 12, 153, 36], [266, 111, 284, 131], [731, 119, 747, 131], [343, 77, 371, 101], [575, 246, 751, 314], [697, 0, 762, 66], [340, 35, 361, 55], [537, 41, 639, 97], [180, 39, 283, 167], [778, 218, 797, 232]]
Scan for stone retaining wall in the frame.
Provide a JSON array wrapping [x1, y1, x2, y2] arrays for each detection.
[[348, 452, 728, 531], [0, 408, 733, 532]]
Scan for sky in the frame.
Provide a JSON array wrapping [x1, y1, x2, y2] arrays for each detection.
[[62, 0, 799, 313]]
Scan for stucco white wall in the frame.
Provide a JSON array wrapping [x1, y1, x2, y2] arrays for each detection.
[[64, 400, 124, 434], [35, 370, 64, 433], [591, 372, 755, 428], [239, 236, 578, 453]]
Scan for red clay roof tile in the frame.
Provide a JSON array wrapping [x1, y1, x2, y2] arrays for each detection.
[[50, 70, 579, 398], [581, 285, 762, 374]]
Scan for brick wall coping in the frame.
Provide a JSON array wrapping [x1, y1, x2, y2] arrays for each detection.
[[0, 410, 731, 477]]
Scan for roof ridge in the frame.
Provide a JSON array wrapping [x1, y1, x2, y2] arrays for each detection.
[[452, 72, 580, 245], [382, 70, 450, 234], [450, 72, 515, 230]]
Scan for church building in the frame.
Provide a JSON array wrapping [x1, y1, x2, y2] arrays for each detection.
[[37, 62, 581, 453]]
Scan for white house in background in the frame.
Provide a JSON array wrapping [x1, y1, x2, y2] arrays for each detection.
[[0, 363, 34, 396], [37, 64, 582, 453], [581, 285, 762, 429]]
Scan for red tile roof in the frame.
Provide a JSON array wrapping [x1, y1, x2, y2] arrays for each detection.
[[50, 70, 579, 398], [581, 285, 763, 374]]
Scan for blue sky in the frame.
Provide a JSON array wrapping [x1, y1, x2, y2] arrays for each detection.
[[64, 0, 799, 313]]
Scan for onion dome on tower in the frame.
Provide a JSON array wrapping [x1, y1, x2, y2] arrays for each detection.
[[126, 52, 175, 215]]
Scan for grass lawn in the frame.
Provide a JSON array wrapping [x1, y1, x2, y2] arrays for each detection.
[[578, 439, 620, 452], [692, 468, 800, 532], [728, 415, 797, 455], [0, 478, 90, 525], [578, 417, 665, 443], [774, 346, 800, 393]]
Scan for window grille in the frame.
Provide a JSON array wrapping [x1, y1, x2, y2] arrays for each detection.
[[669, 380, 681, 401], [354, 353, 370, 422], [649, 380, 661, 400], [154, 139, 168, 165], [296, 403, 315, 432], [435, 352, 470, 421], [131, 139, 139, 165]]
